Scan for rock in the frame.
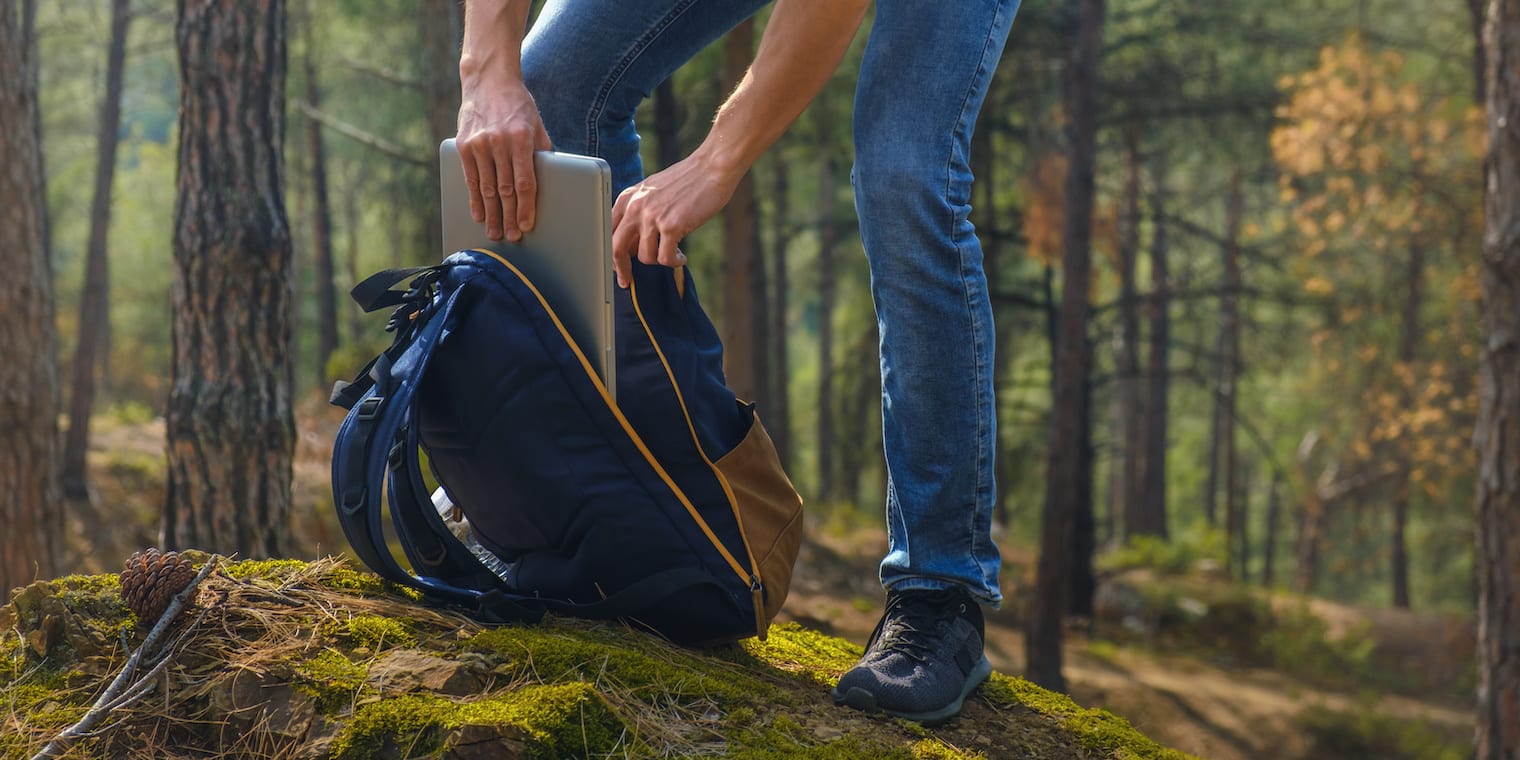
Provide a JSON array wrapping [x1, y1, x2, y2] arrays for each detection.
[[441, 723, 530, 760], [367, 649, 484, 696], [210, 667, 316, 741]]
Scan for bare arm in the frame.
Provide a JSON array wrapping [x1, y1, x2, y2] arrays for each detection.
[[611, 0, 872, 286], [457, 0, 548, 243]]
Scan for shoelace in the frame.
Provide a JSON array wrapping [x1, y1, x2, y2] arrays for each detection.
[[873, 591, 964, 663]]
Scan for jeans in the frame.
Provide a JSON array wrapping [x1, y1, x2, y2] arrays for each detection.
[[523, 0, 1018, 607]]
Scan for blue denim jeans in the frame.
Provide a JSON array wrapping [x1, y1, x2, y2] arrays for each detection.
[[523, 0, 1018, 607]]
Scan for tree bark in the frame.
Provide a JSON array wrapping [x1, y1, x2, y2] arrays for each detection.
[[1115, 122, 1144, 542], [719, 19, 768, 410], [1070, 370, 1097, 618], [1134, 148, 1171, 539], [164, 0, 295, 558], [768, 157, 793, 470], [62, 0, 133, 504], [303, 0, 339, 385], [1475, 0, 1520, 754], [419, 0, 461, 257], [1027, 0, 1104, 693], [1391, 207, 1424, 610], [1219, 169, 1243, 576], [816, 158, 839, 502], [0, 0, 62, 595], [654, 79, 680, 172], [1262, 472, 1280, 587]]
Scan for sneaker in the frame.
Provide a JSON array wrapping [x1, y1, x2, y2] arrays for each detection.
[[831, 587, 992, 724]]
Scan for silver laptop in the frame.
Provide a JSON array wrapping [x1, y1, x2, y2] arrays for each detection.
[[440, 139, 616, 399]]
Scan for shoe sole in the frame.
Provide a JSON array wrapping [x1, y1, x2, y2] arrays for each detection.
[[831, 656, 993, 725]]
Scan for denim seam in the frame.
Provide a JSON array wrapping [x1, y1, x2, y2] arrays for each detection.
[[942, 2, 1007, 591], [584, 0, 701, 158]]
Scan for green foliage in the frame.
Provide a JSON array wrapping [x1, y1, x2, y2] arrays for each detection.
[[1259, 604, 1378, 686], [1099, 530, 1227, 577], [1300, 698, 1467, 760]]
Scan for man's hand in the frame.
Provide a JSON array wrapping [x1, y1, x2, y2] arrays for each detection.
[[610, 152, 741, 288], [456, 83, 552, 243]]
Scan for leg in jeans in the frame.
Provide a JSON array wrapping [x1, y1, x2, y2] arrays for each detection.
[[854, 0, 1020, 608], [833, 0, 1019, 722], [522, 0, 770, 196]]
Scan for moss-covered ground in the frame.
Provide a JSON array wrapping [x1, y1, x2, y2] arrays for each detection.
[[1, 557, 1192, 759]]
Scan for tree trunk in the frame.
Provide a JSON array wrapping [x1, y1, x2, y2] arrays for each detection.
[[768, 157, 793, 470], [420, 0, 461, 257], [816, 158, 839, 502], [1134, 148, 1171, 539], [719, 19, 768, 409], [0, 0, 62, 595], [1391, 212, 1424, 610], [1219, 169, 1243, 576], [1473, 0, 1490, 106], [304, 0, 339, 385], [1475, 0, 1520, 754], [62, 0, 132, 504], [1070, 369, 1097, 618], [1262, 472, 1281, 587], [1027, 0, 1104, 693], [165, 0, 295, 558], [1115, 122, 1143, 542], [1238, 463, 1253, 579], [654, 79, 680, 171]]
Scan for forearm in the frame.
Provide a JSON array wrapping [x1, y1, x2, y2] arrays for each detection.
[[698, 0, 872, 179], [459, 0, 533, 92]]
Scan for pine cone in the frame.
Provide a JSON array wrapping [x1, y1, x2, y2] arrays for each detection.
[[120, 548, 197, 624]]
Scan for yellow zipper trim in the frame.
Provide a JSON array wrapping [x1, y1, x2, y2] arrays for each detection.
[[470, 249, 755, 589], [626, 275, 768, 637]]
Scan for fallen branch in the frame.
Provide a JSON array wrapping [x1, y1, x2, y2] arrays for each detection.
[[30, 556, 221, 760]]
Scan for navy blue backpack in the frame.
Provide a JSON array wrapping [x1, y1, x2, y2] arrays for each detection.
[[330, 249, 802, 645]]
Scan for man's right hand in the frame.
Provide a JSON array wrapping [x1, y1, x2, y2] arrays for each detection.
[[456, 83, 552, 243]]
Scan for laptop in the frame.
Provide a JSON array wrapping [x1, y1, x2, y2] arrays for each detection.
[[439, 139, 616, 399]]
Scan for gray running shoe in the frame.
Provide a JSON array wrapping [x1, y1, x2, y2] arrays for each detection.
[[831, 587, 992, 724]]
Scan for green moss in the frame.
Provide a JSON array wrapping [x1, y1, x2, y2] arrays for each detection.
[[463, 623, 764, 703], [331, 682, 622, 759], [726, 715, 911, 759], [739, 622, 862, 687], [293, 649, 369, 714], [324, 566, 408, 597], [224, 558, 310, 581], [342, 614, 416, 650], [0, 634, 20, 682], [911, 738, 986, 759], [981, 674, 1196, 760]]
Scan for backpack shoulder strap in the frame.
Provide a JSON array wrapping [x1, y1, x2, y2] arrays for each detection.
[[330, 277, 545, 625]]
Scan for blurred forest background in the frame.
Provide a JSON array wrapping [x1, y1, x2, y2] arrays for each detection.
[[4, 0, 1518, 757]]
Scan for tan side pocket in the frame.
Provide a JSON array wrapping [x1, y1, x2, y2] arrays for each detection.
[[713, 414, 804, 625]]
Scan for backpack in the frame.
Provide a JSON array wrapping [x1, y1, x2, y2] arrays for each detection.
[[329, 248, 803, 645]]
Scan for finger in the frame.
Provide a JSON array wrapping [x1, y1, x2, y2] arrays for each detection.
[[611, 188, 631, 232], [656, 227, 687, 269], [512, 142, 538, 235], [637, 216, 660, 267], [611, 215, 634, 290], [490, 137, 520, 242], [459, 142, 486, 225], [473, 150, 503, 241]]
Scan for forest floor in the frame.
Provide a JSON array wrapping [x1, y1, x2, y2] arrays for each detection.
[[66, 403, 1476, 760]]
